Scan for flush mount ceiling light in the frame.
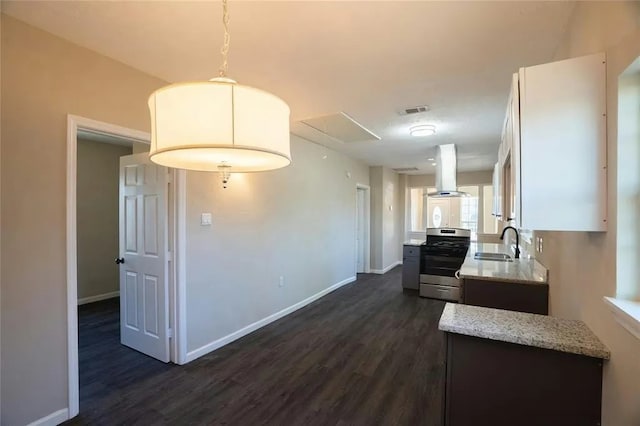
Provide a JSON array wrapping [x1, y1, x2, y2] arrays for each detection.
[[148, 0, 291, 174], [409, 124, 436, 137]]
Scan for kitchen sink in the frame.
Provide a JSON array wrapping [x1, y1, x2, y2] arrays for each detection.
[[474, 252, 513, 262]]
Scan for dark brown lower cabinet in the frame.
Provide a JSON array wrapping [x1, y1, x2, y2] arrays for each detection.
[[402, 245, 421, 290], [444, 333, 603, 426], [463, 278, 549, 314]]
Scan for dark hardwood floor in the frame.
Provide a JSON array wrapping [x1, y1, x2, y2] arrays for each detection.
[[68, 267, 447, 425]]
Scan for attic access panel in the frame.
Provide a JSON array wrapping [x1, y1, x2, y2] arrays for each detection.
[[300, 112, 380, 143]]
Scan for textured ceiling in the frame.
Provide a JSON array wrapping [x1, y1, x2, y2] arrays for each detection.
[[3, 1, 576, 173]]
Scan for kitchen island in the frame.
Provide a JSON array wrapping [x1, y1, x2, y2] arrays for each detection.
[[439, 303, 609, 426]]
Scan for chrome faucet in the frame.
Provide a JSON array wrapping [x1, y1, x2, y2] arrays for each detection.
[[500, 226, 521, 259]]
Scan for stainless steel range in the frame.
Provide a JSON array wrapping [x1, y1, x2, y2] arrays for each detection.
[[419, 228, 470, 301]]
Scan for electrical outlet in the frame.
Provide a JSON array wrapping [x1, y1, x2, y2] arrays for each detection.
[[279, 276, 284, 287]]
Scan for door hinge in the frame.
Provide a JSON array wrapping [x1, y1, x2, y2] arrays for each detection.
[[166, 173, 173, 184], [167, 328, 173, 338]]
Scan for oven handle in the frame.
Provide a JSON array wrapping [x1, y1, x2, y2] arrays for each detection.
[[454, 270, 461, 280]]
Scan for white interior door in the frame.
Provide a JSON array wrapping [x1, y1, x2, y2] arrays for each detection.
[[119, 153, 170, 362], [356, 188, 366, 273], [427, 198, 451, 228]]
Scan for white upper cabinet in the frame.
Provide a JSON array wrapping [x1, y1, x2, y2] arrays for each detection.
[[509, 73, 521, 225], [513, 52, 607, 232], [496, 75, 518, 224], [492, 161, 503, 219]]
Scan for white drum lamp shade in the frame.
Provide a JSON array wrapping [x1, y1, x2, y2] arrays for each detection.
[[148, 79, 291, 172]]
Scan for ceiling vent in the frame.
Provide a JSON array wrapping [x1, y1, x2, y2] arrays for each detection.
[[399, 105, 430, 116], [392, 167, 419, 173], [297, 112, 380, 144]]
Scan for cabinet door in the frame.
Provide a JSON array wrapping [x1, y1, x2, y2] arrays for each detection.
[[510, 73, 522, 226], [501, 112, 512, 221], [502, 156, 513, 222], [402, 246, 420, 290], [518, 52, 606, 231], [445, 333, 603, 426], [492, 164, 498, 216], [402, 257, 420, 290], [492, 162, 502, 219], [463, 279, 548, 315]]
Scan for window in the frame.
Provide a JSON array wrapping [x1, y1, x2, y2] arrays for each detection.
[[459, 186, 479, 237], [407, 184, 497, 240], [408, 187, 436, 232], [605, 56, 640, 340], [409, 188, 425, 232]]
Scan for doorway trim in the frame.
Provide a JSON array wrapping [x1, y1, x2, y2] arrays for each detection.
[[355, 183, 371, 274], [65, 114, 187, 418]]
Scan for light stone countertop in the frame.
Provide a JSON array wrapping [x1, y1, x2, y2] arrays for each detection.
[[459, 242, 548, 284], [403, 239, 425, 246], [439, 303, 610, 359]]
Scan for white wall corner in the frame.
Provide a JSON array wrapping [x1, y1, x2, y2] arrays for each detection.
[[604, 297, 640, 340], [26, 408, 69, 426], [370, 260, 403, 275], [185, 276, 357, 363]]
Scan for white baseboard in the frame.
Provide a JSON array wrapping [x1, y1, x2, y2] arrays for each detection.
[[26, 408, 69, 426], [78, 291, 119, 305], [371, 260, 402, 275], [185, 276, 357, 363]]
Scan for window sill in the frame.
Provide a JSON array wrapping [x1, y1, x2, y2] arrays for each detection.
[[604, 297, 640, 341]]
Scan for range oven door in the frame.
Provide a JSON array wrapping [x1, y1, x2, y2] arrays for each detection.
[[419, 242, 467, 302], [420, 255, 462, 277], [420, 244, 467, 277]]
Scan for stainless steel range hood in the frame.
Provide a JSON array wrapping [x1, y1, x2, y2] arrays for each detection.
[[426, 144, 469, 198]]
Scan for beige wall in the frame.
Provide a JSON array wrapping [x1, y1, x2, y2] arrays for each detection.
[[185, 137, 369, 352], [397, 174, 407, 249], [0, 10, 3, 422], [370, 166, 383, 268], [370, 166, 402, 271], [0, 15, 166, 425], [132, 141, 150, 154], [77, 139, 132, 301], [536, 2, 640, 425], [384, 167, 402, 269]]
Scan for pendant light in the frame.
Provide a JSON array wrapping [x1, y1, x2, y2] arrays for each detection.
[[148, 0, 291, 173]]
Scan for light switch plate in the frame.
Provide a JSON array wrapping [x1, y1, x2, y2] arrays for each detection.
[[201, 213, 212, 226]]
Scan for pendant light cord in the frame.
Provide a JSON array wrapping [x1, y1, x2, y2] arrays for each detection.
[[219, 0, 230, 77]]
